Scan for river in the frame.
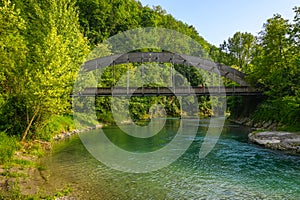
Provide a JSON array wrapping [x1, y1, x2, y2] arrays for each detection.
[[42, 119, 300, 199]]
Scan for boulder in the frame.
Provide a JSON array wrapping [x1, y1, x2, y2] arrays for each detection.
[[249, 131, 300, 153], [95, 124, 103, 129], [262, 120, 272, 129]]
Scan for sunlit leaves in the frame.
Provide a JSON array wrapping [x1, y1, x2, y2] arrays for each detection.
[[0, 0, 89, 139], [220, 32, 256, 73], [0, 0, 27, 132], [249, 9, 300, 125]]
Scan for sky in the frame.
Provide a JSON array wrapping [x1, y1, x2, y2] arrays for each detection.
[[139, 0, 299, 46]]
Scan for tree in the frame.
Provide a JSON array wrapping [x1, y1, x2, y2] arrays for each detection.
[[248, 11, 300, 125], [0, 0, 27, 133], [0, 0, 89, 140], [220, 32, 256, 73], [21, 0, 89, 141], [250, 14, 294, 97], [76, 0, 142, 46]]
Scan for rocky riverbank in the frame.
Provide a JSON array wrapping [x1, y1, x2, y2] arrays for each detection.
[[229, 117, 279, 131], [52, 124, 103, 141], [249, 131, 300, 153]]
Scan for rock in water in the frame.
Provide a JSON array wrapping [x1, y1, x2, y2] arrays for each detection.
[[249, 131, 300, 153]]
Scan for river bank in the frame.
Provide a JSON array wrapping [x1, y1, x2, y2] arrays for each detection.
[[0, 143, 76, 199], [0, 124, 103, 199], [229, 117, 279, 131], [52, 124, 103, 141]]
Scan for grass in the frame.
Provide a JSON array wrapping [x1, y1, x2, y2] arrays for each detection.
[[1, 170, 28, 178], [12, 159, 34, 167], [0, 132, 17, 164], [0, 184, 73, 200], [0, 115, 79, 199], [27, 143, 45, 157], [0, 181, 23, 200]]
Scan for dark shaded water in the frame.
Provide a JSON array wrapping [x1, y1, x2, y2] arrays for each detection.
[[43, 119, 300, 199]]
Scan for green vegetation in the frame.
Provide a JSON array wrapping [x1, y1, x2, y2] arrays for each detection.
[[249, 10, 300, 128], [0, 183, 73, 200], [0, 0, 299, 198], [75, 0, 210, 50], [35, 115, 75, 141], [0, 0, 89, 142], [74, 0, 300, 129], [0, 0, 298, 142], [0, 0, 214, 142], [0, 0, 299, 141], [218, 8, 300, 129], [0, 132, 17, 164]]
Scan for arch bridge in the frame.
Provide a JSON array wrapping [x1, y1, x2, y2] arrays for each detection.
[[76, 52, 262, 96]]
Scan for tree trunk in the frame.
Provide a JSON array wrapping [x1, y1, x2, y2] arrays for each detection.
[[21, 107, 39, 142]]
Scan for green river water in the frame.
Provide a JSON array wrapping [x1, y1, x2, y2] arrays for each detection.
[[42, 119, 300, 199]]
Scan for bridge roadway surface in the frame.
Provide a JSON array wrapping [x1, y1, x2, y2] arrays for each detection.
[[75, 86, 262, 97]]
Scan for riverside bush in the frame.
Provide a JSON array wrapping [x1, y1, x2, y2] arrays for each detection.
[[0, 132, 17, 164], [35, 115, 75, 141]]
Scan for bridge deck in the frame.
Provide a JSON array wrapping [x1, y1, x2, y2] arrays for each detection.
[[74, 86, 262, 97]]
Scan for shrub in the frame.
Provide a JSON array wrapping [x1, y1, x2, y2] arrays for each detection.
[[34, 115, 75, 141], [0, 132, 17, 164]]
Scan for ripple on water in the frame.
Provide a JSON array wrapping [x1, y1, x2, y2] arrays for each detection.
[[42, 120, 300, 199]]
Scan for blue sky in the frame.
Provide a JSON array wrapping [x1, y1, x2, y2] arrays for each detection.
[[139, 0, 299, 46]]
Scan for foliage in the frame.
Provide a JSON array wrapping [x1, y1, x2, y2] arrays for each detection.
[[34, 115, 75, 141], [222, 7, 300, 128], [0, 132, 17, 164], [0, 0, 89, 141], [76, 0, 216, 122], [0, 0, 27, 134], [249, 11, 300, 126], [220, 32, 256, 73], [93, 62, 183, 122], [76, 0, 211, 53]]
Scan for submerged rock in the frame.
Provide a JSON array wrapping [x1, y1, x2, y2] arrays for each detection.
[[249, 131, 300, 153]]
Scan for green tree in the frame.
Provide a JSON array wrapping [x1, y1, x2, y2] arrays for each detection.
[[248, 11, 300, 126], [21, 0, 89, 141], [250, 14, 294, 97], [0, 0, 27, 134], [218, 32, 257, 117], [140, 5, 161, 27], [220, 32, 256, 73], [76, 0, 142, 46], [0, 0, 89, 140]]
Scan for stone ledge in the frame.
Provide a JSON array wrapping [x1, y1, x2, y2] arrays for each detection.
[[248, 131, 300, 153]]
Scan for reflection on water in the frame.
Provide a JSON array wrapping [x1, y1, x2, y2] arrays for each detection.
[[42, 119, 300, 199]]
